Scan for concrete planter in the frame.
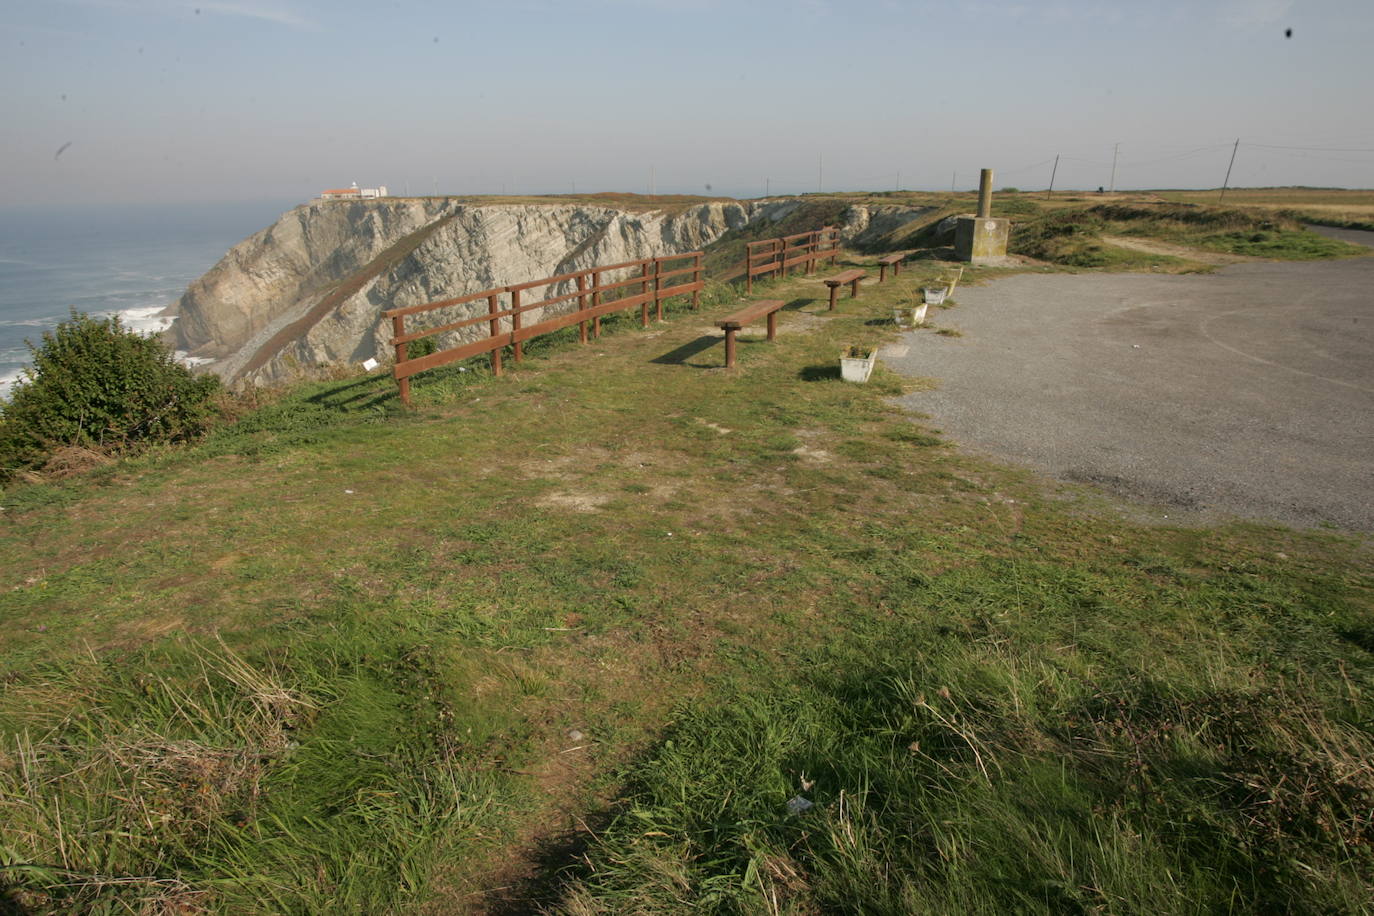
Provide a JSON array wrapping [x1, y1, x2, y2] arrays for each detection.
[[922, 286, 948, 306], [893, 303, 928, 328], [840, 347, 876, 383]]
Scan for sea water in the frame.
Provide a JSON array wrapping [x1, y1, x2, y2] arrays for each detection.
[[0, 199, 295, 400]]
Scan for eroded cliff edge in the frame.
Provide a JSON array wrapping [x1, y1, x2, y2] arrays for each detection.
[[167, 197, 932, 387]]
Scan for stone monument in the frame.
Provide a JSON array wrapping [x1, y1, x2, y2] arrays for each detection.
[[954, 168, 1010, 264]]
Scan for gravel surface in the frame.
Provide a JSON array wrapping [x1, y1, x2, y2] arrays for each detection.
[[886, 238, 1374, 533]]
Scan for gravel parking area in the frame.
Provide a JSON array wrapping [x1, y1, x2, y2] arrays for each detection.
[[886, 239, 1374, 533]]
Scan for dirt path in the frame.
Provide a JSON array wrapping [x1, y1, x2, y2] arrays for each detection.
[[1100, 234, 1253, 265]]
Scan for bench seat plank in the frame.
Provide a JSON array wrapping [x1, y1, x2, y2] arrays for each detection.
[[824, 269, 866, 286]]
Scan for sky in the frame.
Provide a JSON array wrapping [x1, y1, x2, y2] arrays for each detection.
[[3, 0, 1373, 207]]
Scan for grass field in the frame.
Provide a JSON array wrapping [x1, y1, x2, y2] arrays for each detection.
[[2, 215, 1372, 912]]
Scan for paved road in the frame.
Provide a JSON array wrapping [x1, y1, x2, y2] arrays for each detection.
[[887, 241, 1374, 532]]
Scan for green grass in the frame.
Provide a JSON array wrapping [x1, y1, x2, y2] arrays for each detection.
[[2, 248, 1371, 913], [0, 624, 520, 913], [556, 549, 1374, 913]]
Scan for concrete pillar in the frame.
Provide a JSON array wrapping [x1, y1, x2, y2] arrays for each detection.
[[977, 168, 993, 219], [956, 167, 1009, 264]]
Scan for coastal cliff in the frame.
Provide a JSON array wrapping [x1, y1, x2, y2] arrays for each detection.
[[167, 197, 932, 387]]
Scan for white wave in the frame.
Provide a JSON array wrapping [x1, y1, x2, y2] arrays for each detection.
[[0, 367, 26, 401], [93, 304, 178, 336], [0, 315, 67, 328]]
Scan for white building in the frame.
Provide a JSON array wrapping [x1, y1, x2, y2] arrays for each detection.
[[320, 181, 389, 200]]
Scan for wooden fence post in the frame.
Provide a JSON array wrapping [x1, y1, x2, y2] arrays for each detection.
[[391, 314, 411, 407], [640, 261, 651, 328], [511, 288, 523, 362], [654, 258, 665, 322], [592, 270, 602, 338], [576, 273, 588, 344], [487, 293, 503, 376], [692, 253, 702, 310]]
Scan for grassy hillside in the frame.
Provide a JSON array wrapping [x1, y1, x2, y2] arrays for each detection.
[[2, 220, 1372, 912], [1156, 187, 1374, 231], [1008, 201, 1365, 269]]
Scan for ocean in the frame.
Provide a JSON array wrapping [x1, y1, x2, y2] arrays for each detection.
[[0, 200, 295, 400]]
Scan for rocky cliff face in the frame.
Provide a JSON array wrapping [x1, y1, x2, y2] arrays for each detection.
[[167, 197, 928, 387]]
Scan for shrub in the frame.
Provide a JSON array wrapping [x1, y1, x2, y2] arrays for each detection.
[[405, 334, 439, 360], [0, 312, 220, 480]]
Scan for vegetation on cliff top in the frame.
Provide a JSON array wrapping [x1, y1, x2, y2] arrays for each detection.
[[1010, 202, 1365, 268], [0, 312, 219, 483]]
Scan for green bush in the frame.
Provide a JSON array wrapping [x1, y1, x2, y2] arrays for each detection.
[[405, 334, 439, 360], [0, 312, 220, 479]]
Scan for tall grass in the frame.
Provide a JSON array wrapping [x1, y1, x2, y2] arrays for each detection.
[[556, 554, 1374, 914], [0, 624, 511, 912]]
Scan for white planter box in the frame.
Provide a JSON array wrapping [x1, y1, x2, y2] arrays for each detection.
[[922, 286, 948, 306], [840, 348, 876, 383]]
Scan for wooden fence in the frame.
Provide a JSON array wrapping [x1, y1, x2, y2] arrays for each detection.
[[382, 251, 703, 406], [745, 227, 840, 293]]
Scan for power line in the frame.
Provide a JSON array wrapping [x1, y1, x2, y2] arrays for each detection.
[[1119, 144, 1234, 167], [1249, 143, 1374, 152]]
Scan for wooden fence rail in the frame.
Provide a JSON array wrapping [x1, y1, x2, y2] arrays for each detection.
[[382, 251, 704, 406], [745, 227, 840, 294]]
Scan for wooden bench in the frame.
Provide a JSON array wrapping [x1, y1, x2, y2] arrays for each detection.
[[877, 253, 905, 282], [822, 269, 866, 310], [716, 299, 785, 368]]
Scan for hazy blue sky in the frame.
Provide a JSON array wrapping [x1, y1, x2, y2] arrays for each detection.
[[4, 0, 1371, 206]]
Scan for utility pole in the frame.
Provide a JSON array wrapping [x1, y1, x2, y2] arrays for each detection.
[[765, 177, 770, 197], [1109, 143, 1119, 194], [1220, 138, 1240, 201], [896, 169, 901, 191], [649, 164, 655, 197], [1046, 154, 1059, 199], [951, 170, 956, 193]]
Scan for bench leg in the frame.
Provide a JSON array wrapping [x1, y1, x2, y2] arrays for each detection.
[[724, 328, 737, 368], [828, 285, 839, 311], [879, 264, 888, 283], [766, 311, 777, 341], [893, 260, 901, 277], [850, 279, 861, 299]]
